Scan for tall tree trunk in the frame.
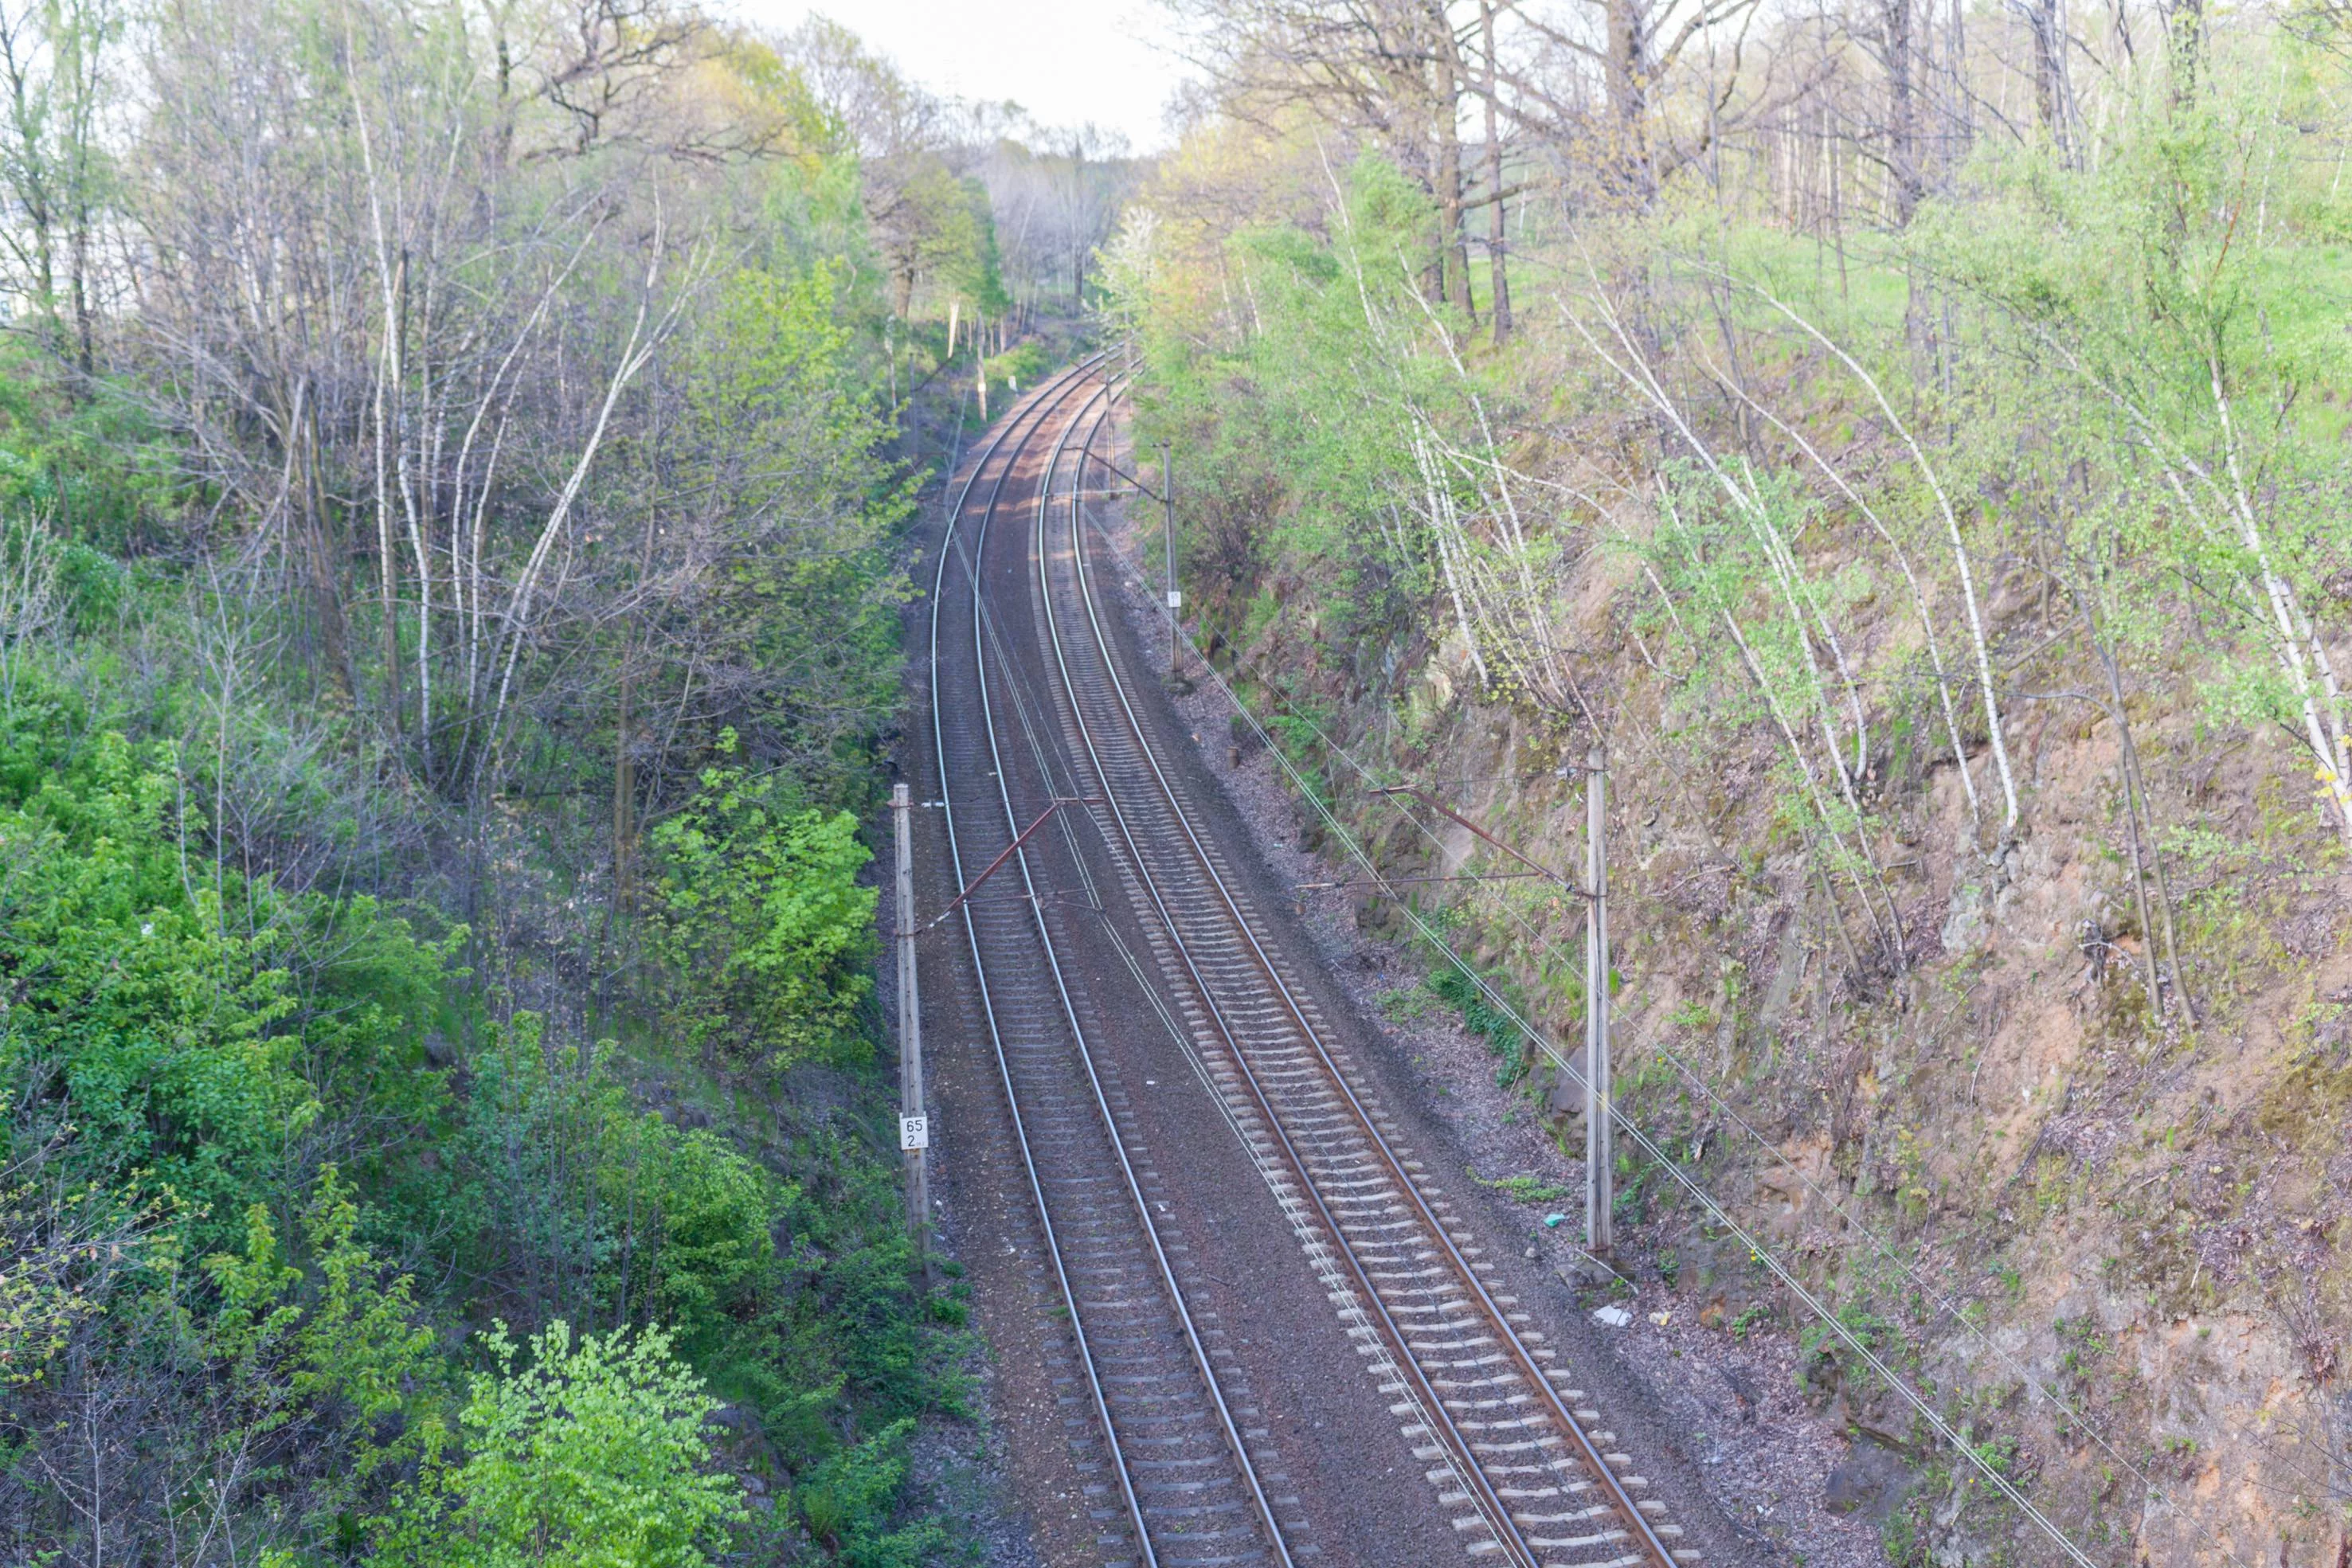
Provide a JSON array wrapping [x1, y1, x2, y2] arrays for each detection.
[[374, 255, 405, 737], [68, 212, 92, 374], [611, 655, 639, 912], [2166, 0, 2201, 108], [1886, 0, 1920, 226], [2028, 0, 2072, 153], [64, 1, 100, 380], [0, 9, 59, 350], [611, 503, 662, 919], [300, 393, 354, 706], [1432, 18, 1473, 319], [1606, 0, 1653, 200], [1481, 0, 1512, 346], [1887, 0, 1930, 364]]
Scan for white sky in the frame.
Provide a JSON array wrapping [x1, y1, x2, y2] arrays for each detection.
[[730, 1, 1197, 154]]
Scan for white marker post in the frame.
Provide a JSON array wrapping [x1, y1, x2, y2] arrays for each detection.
[[1586, 744, 1613, 1255], [894, 783, 933, 1281]]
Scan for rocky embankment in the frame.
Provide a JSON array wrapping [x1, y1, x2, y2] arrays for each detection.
[[1128, 506, 2352, 1566]]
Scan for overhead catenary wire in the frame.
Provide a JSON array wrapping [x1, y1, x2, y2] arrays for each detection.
[[1074, 338, 2220, 1492], [1159, 609, 2104, 1563], [926, 363, 1164, 1566], [1235, 705, 2230, 1561]]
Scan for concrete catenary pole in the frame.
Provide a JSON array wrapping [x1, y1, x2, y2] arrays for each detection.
[[1162, 440, 1180, 678], [894, 783, 932, 1280], [1586, 745, 1613, 1254]]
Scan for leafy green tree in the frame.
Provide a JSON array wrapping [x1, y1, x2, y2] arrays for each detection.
[[1921, 79, 2352, 843], [0, 4, 994, 1555], [457, 1017, 629, 1329], [397, 1320, 746, 1568], [607, 1123, 779, 1353], [670, 263, 911, 766], [649, 733, 879, 1073], [201, 1167, 448, 1537]]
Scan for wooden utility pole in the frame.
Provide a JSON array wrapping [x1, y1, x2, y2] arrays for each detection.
[[1585, 745, 1613, 1254], [894, 783, 933, 1280], [1162, 440, 1180, 678]]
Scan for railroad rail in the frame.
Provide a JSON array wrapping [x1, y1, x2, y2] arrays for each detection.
[[1034, 392, 1696, 1568], [929, 360, 1695, 1567], [928, 362, 1298, 1568]]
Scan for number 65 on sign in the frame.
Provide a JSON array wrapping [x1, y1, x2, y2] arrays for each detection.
[[899, 1115, 930, 1152]]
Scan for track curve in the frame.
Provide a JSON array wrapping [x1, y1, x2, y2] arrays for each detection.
[[929, 362, 1297, 1568], [926, 362, 1701, 1568]]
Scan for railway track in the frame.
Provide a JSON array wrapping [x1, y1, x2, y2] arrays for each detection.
[[929, 361, 1696, 1567], [929, 364, 1299, 1568]]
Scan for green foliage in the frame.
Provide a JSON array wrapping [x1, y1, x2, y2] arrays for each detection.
[[396, 1320, 747, 1568], [796, 1417, 950, 1566], [1377, 982, 1446, 1022], [650, 733, 879, 1072], [0, 636, 961, 1557], [623, 1124, 781, 1344], [986, 338, 1050, 388], [449, 1012, 961, 1476], [202, 1167, 449, 1513], [1426, 956, 1533, 1085], [1, 728, 314, 1245], [1798, 1296, 1903, 1406], [0, 338, 181, 559], [0, 6, 988, 1554], [778, 1127, 965, 1428], [0, 1164, 158, 1386], [667, 265, 912, 776], [1915, 67, 2352, 831], [1107, 154, 1489, 651], [1470, 1170, 1573, 1204]]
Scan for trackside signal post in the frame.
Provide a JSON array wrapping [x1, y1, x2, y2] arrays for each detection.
[[1585, 745, 1613, 1254], [894, 784, 932, 1281]]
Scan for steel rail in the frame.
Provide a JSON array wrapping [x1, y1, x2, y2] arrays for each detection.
[[977, 372, 1293, 1565], [1029, 400, 1547, 1567], [1049, 401, 1685, 1568], [929, 362, 1293, 1568], [926, 358, 1156, 1562]]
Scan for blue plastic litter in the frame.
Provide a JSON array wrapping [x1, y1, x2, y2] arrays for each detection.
[[1543, 1212, 1566, 1228]]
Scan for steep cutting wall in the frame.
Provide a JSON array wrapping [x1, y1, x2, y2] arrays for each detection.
[[1186, 518, 2352, 1566]]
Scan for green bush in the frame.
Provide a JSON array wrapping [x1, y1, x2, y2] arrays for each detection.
[[1, 729, 314, 1245], [651, 732, 879, 1073], [796, 1418, 950, 1567], [393, 1320, 747, 1568]]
